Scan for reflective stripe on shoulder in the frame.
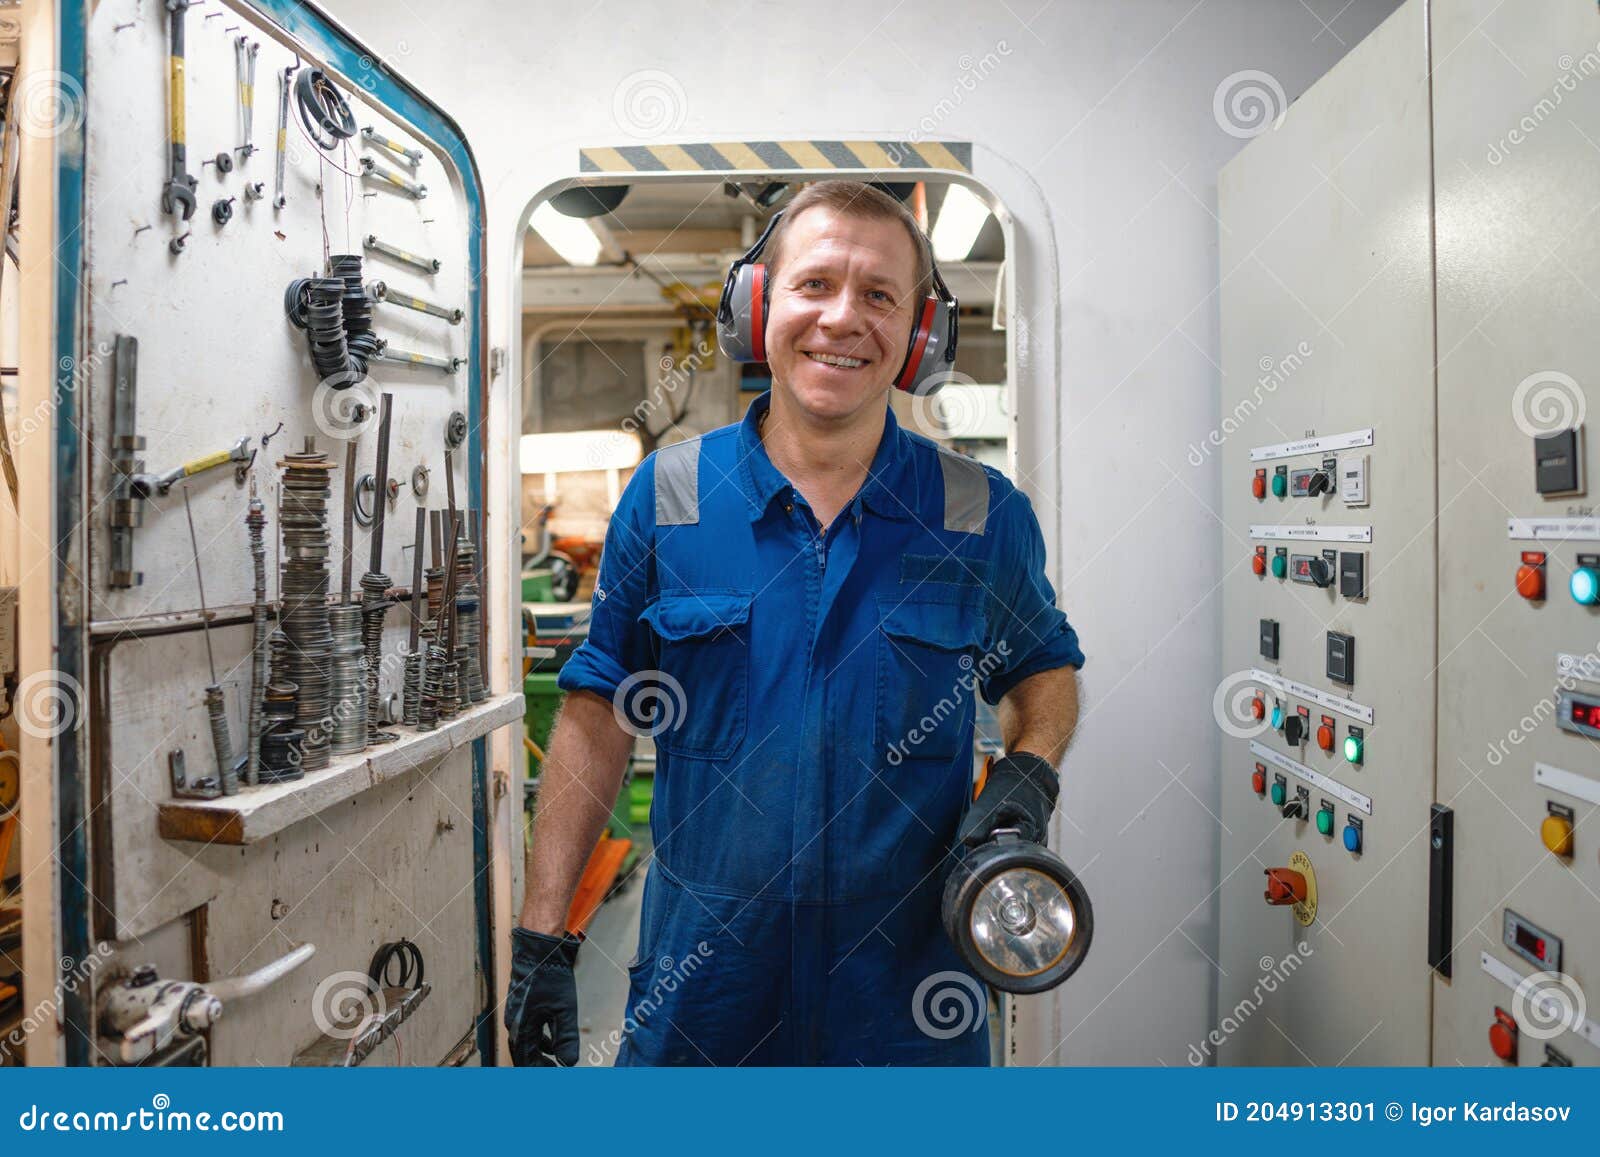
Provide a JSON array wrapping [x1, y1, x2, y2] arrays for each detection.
[[936, 445, 989, 534], [654, 437, 701, 526]]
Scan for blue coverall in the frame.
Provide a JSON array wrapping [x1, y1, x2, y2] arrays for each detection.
[[557, 390, 1085, 1065]]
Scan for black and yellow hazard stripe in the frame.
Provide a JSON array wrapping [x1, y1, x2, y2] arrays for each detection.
[[579, 140, 971, 175]]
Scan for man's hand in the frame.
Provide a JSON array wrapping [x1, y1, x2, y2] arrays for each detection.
[[956, 751, 1059, 847], [506, 927, 582, 1066]]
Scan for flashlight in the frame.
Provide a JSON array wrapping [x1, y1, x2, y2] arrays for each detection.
[[941, 829, 1094, 995]]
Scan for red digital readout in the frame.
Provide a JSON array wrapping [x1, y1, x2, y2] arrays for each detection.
[[1294, 560, 1311, 576], [1570, 701, 1600, 729]]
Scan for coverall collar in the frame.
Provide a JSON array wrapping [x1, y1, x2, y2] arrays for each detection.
[[736, 389, 916, 523]]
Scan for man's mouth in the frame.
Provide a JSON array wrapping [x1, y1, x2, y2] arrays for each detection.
[[803, 350, 868, 369]]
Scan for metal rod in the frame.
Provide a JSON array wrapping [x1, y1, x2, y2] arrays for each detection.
[[183, 487, 217, 684], [369, 394, 394, 570], [430, 509, 443, 569], [341, 438, 358, 604], [443, 448, 457, 530], [373, 346, 461, 373], [408, 507, 426, 654], [363, 233, 441, 274]]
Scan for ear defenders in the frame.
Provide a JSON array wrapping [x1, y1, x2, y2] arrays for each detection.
[[715, 209, 960, 396]]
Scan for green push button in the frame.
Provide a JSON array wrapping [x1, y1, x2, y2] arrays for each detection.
[[1269, 781, 1286, 806], [1344, 734, 1363, 765], [1271, 473, 1287, 498], [1270, 553, 1287, 579], [1316, 808, 1335, 836]]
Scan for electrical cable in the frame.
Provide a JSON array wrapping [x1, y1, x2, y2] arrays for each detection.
[[368, 939, 425, 991], [293, 68, 356, 152]]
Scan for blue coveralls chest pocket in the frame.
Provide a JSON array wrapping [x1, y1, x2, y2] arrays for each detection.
[[556, 392, 1085, 1065]]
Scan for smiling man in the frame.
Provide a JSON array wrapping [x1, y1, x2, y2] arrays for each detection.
[[508, 180, 1085, 1067]]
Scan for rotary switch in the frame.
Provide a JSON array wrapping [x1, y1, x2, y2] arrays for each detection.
[[1281, 791, 1307, 820], [1263, 867, 1307, 906], [1307, 556, 1334, 587]]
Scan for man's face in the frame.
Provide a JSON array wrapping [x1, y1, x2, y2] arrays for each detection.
[[763, 206, 920, 423]]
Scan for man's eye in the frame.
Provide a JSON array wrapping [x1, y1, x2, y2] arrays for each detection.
[[867, 290, 893, 304], [802, 278, 825, 290]]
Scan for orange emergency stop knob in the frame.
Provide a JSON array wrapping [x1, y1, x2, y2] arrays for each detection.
[[1516, 564, 1545, 601], [1263, 867, 1308, 906]]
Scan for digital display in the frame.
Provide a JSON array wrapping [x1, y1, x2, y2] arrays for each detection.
[[1569, 700, 1600, 729], [1514, 924, 1547, 961], [1294, 559, 1311, 577]]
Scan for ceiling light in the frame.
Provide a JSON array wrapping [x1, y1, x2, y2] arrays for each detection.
[[531, 200, 603, 267], [931, 183, 990, 263]]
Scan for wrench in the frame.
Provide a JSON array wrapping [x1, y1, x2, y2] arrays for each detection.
[[272, 65, 293, 209], [235, 37, 259, 159], [161, 0, 197, 220]]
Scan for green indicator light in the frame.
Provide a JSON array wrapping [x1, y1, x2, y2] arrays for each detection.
[[1316, 809, 1334, 836], [1271, 473, 1287, 498], [1269, 781, 1286, 806], [1271, 554, 1287, 579], [1344, 734, 1363, 764]]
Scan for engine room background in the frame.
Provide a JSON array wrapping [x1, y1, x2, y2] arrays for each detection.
[[323, 0, 1405, 1064]]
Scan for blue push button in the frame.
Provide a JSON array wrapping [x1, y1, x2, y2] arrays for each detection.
[[1343, 823, 1362, 853]]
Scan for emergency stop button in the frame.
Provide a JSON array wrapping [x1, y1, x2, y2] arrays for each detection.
[[1263, 867, 1307, 906], [1490, 1008, 1518, 1063]]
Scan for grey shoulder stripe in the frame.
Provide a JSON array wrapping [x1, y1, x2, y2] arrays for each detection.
[[655, 437, 701, 526], [936, 447, 988, 534]]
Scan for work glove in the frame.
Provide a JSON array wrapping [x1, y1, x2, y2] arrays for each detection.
[[505, 927, 582, 1067], [955, 752, 1059, 848]]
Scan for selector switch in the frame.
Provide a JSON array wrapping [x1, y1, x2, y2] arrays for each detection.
[[1283, 712, 1305, 747], [1281, 786, 1309, 820], [1259, 618, 1279, 661]]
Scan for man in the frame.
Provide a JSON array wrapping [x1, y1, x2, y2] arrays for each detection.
[[507, 180, 1084, 1066]]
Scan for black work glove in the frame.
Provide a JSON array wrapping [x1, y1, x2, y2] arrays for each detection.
[[506, 927, 582, 1067], [955, 752, 1059, 848]]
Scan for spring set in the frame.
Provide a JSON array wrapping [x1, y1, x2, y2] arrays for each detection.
[[327, 604, 368, 757], [418, 640, 446, 731], [279, 439, 337, 772], [452, 518, 486, 706], [258, 630, 305, 782], [359, 570, 393, 741], [330, 254, 380, 379], [245, 491, 269, 787], [403, 507, 427, 727]]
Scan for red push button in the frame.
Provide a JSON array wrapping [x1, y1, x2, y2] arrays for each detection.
[[1516, 552, 1546, 601], [1263, 868, 1307, 906], [1489, 1008, 1518, 1062], [1252, 471, 1266, 500], [1251, 764, 1266, 794], [1252, 553, 1266, 576], [1250, 696, 1266, 721], [1317, 724, 1334, 752]]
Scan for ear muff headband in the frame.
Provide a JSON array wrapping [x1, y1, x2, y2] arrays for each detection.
[[716, 207, 959, 393]]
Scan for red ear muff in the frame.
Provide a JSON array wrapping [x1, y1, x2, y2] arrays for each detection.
[[895, 297, 939, 391], [750, 264, 766, 362]]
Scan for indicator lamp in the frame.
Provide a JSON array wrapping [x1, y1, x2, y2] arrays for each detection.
[[1270, 704, 1284, 729], [1269, 781, 1286, 807], [1316, 808, 1335, 836], [1571, 566, 1600, 606], [1343, 734, 1363, 765], [1343, 823, 1362, 853], [1270, 553, 1287, 579], [1271, 473, 1287, 498]]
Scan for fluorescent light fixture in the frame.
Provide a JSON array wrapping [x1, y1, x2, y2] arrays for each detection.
[[520, 429, 643, 475], [531, 200, 603, 267], [931, 183, 990, 263]]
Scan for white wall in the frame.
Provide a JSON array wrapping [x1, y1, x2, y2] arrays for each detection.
[[319, 0, 1401, 1064]]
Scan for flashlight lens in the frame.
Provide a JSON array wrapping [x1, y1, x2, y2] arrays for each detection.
[[968, 866, 1080, 979]]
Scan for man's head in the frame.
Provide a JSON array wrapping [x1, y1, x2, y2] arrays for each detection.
[[760, 181, 933, 424]]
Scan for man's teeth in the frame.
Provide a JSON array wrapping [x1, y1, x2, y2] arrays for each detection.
[[805, 351, 866, 369]]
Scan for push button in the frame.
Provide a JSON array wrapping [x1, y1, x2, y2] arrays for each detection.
[[1263, 867, 1307, 906], [1541, 813, 1574, 859], [1271, 551, 1288, 579], [1516, 552, 1546, 601], [1343, 820, 1362, 853], [1571, 563, 1600, 606], [1316, 722, 1334, 752], [1489, 1008, 1518, 1063], [1315, 804, 1335, 836], [1252, 470, 1266, 500], [1251, 763, 1266, 794]]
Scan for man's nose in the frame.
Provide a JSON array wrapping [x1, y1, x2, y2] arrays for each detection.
[[817, 289, 867, 335]]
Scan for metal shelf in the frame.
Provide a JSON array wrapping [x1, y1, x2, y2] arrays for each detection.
[[157, 691, 523, 846]]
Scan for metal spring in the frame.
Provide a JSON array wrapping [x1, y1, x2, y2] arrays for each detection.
[[258, 681, 304, 783], [328, 604, 367, 756], [246, 496, 269, 787], [360, 571, 393, 742], [205, 684, 236, 791], [403, 650, 422, 727], [328, 253, 380, 379], [439, 659, 460, 721], [417, 641, 445, 731]]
